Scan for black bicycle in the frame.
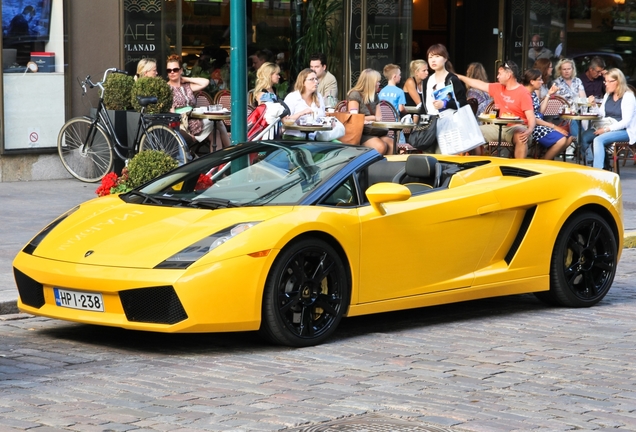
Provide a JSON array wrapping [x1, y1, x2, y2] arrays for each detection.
[[57, 68, 188, 182]]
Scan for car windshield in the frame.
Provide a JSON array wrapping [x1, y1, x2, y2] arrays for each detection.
[[121, 141, 367, 207]]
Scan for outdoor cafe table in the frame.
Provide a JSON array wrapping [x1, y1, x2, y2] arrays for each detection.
[[190, 111, 231, 151], [372, 121, 410, 155], [283, 123, 333, 140], [560, 113, 600, 164], [403, 106, 421, 115], [478, 115, 524, 157]]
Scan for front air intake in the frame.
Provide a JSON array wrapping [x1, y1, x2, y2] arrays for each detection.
[[119, 286, 188, 324], [14, 268, 45, 308]]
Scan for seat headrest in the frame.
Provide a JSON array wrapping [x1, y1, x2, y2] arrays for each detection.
[[405, 155, 437, 179]]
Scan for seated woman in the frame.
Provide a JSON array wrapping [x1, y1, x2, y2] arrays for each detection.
[[282, 68, 325, 139], [553, 58, 594, 139], [166, 54, 230, 152], [522, 69, 573, 160], [135, 58, 157, 81], [347, 68, 394, 155], [580, 68, 636, 169], [251, 62, 280, 106]]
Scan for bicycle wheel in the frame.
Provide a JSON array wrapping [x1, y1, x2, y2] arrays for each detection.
[[139, 124, 189, 165], [57, 117, 114, 182]]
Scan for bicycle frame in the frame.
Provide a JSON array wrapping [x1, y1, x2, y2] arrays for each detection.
[[82, 68, 162, 162]]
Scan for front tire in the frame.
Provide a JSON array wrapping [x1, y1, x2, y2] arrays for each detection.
[[549, 211, 617, 307], [57, 117, 114, 182], [139, 124, 189, 165], [261, 238, 350, 347]]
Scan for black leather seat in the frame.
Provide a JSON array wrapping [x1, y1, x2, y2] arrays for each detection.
[[398, 155, 442, 192]]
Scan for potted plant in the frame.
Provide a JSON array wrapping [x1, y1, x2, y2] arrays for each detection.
[[290, 0, 342, 79], [96, 149, 178, 196], [130, 76, 173, 114], [103, 73, 134, 111]]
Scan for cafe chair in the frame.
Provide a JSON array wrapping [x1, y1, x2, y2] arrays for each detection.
[[213, 89, 232, 130], [466, 97, 479, 116], [610, 141, 635, 174], [335, 100, 348, 112], [194, 90, 214, 109], [378, 100, 415, 153]]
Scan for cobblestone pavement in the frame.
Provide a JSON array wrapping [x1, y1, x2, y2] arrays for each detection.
[[1, 248, 635, 431]]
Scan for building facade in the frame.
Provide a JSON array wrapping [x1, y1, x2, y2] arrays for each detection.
[[1, 0, 633, 182]]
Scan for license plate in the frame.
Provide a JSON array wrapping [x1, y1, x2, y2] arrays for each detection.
[[54, 288, 104, 312]]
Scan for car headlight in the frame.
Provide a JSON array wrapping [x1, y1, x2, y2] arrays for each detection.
[[22, 206, 79, 255], [155, 222, 260, 269]]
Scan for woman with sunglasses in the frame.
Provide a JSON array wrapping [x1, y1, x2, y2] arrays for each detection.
[[282, 68, 325, 139], [580, 68, 636, 169], [167, 54, 230, 152]]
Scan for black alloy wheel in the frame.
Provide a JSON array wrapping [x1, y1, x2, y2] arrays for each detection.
[[261, 238, 349, 347], [548, 211, 617, 307]]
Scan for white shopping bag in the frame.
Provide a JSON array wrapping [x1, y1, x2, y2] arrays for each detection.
[[436, 105, 486, 154]]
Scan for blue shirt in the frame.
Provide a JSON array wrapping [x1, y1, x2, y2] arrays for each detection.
[[379, 85, 406, 113]]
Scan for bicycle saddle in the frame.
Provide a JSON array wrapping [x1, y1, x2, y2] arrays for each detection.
[[136, 96, 158, 107]]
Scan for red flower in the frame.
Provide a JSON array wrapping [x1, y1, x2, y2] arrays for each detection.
[[96, 172, 119, 197], [194, 173, 213, 191]]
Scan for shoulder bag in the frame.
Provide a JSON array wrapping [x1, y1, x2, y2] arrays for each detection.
[[332, 112, 365, 145], [408, 115, 438, 153]]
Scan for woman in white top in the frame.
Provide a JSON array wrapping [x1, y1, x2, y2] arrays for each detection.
[[580, 68, 636, 169], [283, 68, 325, 139]]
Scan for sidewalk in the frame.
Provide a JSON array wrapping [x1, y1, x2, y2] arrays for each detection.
[[2, 162, 636, 314]]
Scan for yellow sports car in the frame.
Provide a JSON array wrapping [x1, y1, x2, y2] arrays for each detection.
[[14, 141, 623, 347]]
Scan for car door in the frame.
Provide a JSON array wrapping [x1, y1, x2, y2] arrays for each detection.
[[357, 184, 502, 303]]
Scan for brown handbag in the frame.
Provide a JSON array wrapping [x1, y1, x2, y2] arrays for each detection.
[[332, 112, 365, 145]]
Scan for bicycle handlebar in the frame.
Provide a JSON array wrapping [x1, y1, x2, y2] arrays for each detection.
[[80, 68, 128, 98]]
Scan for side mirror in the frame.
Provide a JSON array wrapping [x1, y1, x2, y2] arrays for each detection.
[[366, 183, 411, 215]]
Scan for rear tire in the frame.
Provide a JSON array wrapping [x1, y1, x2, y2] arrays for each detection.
[[260, 238, 350, 347], [57, 117, 113, 182], [139, 124, 188, 165], [549, 211, 617, 307]]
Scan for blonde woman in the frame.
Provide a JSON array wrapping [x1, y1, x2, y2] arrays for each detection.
[[347, 68, 393, 155], [252, 62, 281, 105], [135, 58, 157, 81], [283, 68, 325, 139], [580, 68, 636, 169], [553, 58, 594, 138], [403, 59, 428, 107]]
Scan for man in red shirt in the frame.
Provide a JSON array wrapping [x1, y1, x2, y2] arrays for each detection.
[[459, 61, 535, 159]]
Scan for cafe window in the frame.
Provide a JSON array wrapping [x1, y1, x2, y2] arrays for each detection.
[[505, 0, 635, 85], [124, 0, 293, 99], [1, 0, 66, 153]]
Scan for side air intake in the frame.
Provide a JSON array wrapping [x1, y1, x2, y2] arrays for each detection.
[[500, 167, 540, 178]]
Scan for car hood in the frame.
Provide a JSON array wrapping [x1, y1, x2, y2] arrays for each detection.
[[31, 196, 293, 268]]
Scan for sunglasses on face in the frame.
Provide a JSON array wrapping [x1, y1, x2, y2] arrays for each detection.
[[167, 67, 181, 73]]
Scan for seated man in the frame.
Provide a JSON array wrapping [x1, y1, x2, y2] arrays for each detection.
[[458, 61, 536, 159], [578, 56, 606, 99]]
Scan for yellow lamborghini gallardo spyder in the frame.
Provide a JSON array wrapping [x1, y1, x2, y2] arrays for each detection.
[[14, 141, 623, 346]]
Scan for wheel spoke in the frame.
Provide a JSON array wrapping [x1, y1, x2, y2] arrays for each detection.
[[582, 270, 598, 297], [278, 289, 301, 314], [314, 293, 340, 316], [593, 253, 614, 271], [299, 306, 315, 337]]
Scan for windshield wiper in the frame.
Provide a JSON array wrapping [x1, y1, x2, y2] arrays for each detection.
[[124, 191, 163, 205], [190, 198, 240, 209]]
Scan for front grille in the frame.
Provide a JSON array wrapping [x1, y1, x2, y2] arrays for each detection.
[[14, 268, 45, 308], [119, 286, 188, 324]]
